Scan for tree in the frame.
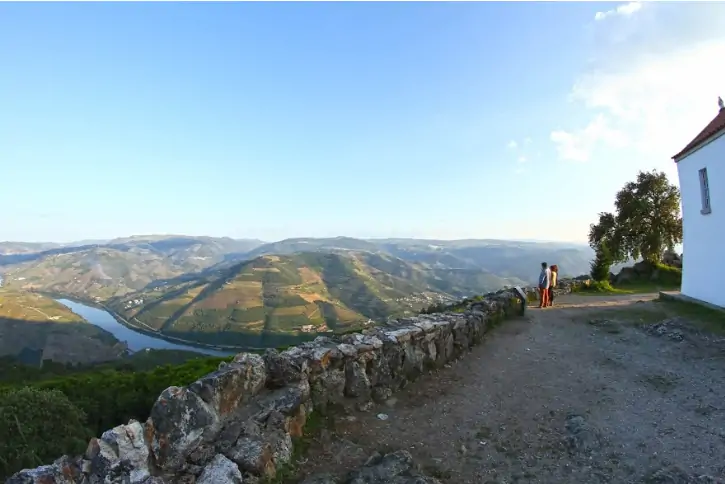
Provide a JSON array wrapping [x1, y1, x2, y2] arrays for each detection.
[[590, 242, 613, 282], [588, 211, 624, 262], [0, 387, 91, 479], [588, 170, 682, 264]]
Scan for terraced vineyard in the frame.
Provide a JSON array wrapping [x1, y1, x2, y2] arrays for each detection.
[[106, 251, 499, 347]]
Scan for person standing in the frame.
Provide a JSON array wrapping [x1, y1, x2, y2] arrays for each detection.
[[538, 262, 550, 308], [548, 265, 558, 307]]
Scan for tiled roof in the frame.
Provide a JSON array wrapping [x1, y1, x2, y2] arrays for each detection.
[[672, 104, 725, 161]]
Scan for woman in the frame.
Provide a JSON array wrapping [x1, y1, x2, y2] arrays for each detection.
[[548, 265, 558, 307]]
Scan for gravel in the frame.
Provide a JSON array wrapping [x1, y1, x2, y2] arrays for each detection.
[[293, 293, 725, 483]]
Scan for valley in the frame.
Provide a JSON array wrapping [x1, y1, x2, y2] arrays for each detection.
[[0, 234, 596, 355]]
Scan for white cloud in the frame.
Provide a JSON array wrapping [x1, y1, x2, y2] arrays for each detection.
[[507, 140, 518, 149], [551, 114, 629, 162], [552, 3, 725, 163], [517, 155, 527, 163], [594, 2, 642, 21], [515, 167, 526, 175]]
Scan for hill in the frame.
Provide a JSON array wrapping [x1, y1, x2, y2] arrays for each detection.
[[0, 236, 265, 301], [2, 247, 196, 300], [106, 251, 523, 347], [0, 235, 265, 270], [0, 289, 125, 365], [229, 237, 597, 284], [0, 241, 64, 255]]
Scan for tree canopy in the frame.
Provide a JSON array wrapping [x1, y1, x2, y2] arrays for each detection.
[[588, 170, 682, 264]]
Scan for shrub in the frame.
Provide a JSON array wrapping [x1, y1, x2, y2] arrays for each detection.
[[590, 243, 613, 282], [0, 356, 230, 440], [0, 387, 92, 479], [576, 280, 615, 293]]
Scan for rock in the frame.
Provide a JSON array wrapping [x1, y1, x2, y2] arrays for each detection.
[[357, 400, 374, 412], [148, 386, 218, 473], [100, 419, 150, 483], [264, 347, 309, 388], [564, 414, 601, 453], [662, 250, 683, 268], [86, 437, 120, 478], [616, 267, 636, 284], [196, 454, 243, 484], [5, 464, 75, 484], [644, 319, 686, 341], [265, 428, 294, 467], [633, 260, 655, 276], [253, 381, 310, 426], [310, 367, 346, 412], [370, 386, 392, 403], [344, 361, 371, 400], [343, 450, 443, 483], [189, 353, 267, 418], [225, 436, 275, 478]]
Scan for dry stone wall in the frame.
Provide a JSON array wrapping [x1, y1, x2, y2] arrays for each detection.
[[6, 280, 585, 484]]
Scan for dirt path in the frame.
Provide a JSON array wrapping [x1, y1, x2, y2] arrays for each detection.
[[294, 293, 725, 483]]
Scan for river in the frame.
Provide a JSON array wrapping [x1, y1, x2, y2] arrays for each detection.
[[55, 298, 235, 357]]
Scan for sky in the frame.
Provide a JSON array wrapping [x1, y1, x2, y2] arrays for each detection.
[[2, 1, 724, 244]]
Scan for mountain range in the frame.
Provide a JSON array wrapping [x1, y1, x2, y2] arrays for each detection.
[[1, 234, 600, 349]]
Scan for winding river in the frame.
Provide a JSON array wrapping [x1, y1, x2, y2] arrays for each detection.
[[55, 298, 235, 357]]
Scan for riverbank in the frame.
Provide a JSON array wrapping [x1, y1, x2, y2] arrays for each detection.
[[45, 294, 236, 357]]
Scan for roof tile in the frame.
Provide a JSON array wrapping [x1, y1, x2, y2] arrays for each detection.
[[673, 106, 725, 161]]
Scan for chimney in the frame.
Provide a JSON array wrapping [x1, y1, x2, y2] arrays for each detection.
[[719, 96, 724, 112]]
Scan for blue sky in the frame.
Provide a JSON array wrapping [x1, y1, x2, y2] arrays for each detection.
[[2, 2, 723, 243]]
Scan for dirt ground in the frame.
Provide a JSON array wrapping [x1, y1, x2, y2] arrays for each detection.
[[292, 293, 725, 483]]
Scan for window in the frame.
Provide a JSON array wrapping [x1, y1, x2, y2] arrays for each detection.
[[699, 167, 711, 214]]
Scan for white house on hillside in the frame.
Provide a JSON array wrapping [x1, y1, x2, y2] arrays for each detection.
[[672, 97, 725, 308]]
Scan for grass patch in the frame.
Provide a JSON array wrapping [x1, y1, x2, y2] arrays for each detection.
[[573, 280, 679, 295], [585, 296, 725, 334], [656, 298, 725, 333]]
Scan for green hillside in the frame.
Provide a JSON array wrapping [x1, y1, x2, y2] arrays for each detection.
[[0, 290, 124, 365], [106, 251, 513, 347]]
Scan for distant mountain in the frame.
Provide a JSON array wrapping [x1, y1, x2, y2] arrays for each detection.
[[0, 242, 64, 255], [105, 251, 523, 348], [236, 237, 596, 284], [0, 235, 265, 268], [2, 247, 199, 300], [240, 236, 381, 260]]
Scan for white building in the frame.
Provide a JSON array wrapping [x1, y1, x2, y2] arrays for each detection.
[[672, 97, 725, 308]]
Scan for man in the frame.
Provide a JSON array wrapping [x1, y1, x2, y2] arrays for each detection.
[[538, 262, 551, 308]]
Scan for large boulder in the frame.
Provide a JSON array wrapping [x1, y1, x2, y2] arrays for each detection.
[[662, 250, 683, 268], [301, 450, 443, 484]]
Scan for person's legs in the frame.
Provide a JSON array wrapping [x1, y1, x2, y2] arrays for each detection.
[[549, 287, 555, 306], [539, 287, 548, 308]]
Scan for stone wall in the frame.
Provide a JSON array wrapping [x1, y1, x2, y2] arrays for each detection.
[[7, 280, 584, 484]]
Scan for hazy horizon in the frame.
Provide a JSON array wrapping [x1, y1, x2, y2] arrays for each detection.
[[1, 233, 591, 247]]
